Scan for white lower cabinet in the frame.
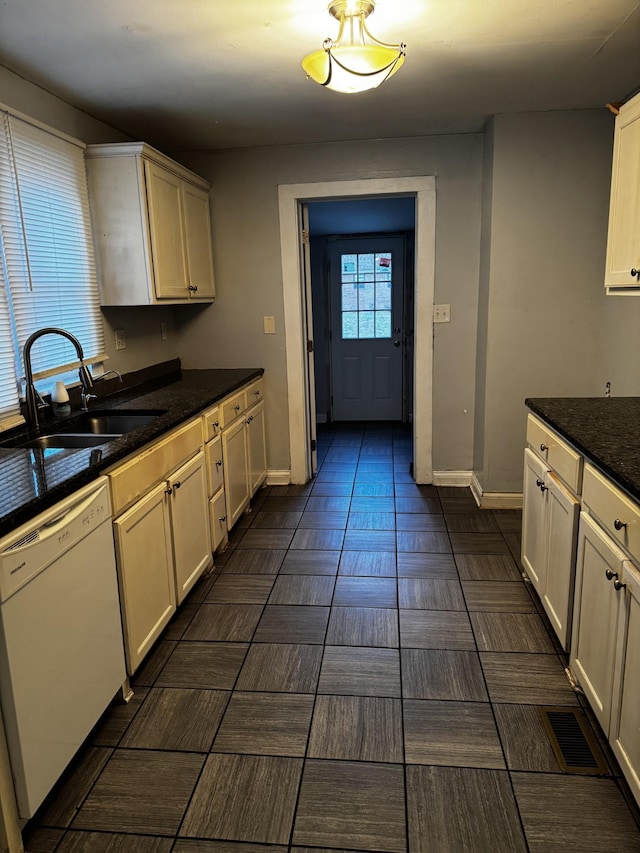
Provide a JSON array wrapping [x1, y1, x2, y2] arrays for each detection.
[[109, 420, 212, 674], [571, 512, 626, 731], [522, 446, 579, 650], [247, 400, 267, 494], [610, 561, 640, 804], [113, 481, 176, 674], [569, 463, 640, 806], [222, 415, 251, 529], [209, 488, 228, 552], [169, 451, 212, 605]]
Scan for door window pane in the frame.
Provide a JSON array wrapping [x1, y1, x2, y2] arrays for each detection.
[[340, 251, 393, 340], [342, 312, 358, 339]]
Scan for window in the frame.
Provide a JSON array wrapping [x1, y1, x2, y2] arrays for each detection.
[[0, 107, 105, 429], [340, 251, 393, 339]]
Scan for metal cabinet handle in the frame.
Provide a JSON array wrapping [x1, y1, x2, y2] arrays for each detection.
[[212, 420, 219, 428], [631, 268, 640, 281], [216, 459, 222, 467], [254, 390, 260, 396], [540, 443, 548, 452], [536, 478, 547, 492], [614, 578, 627, 591], [614, 518, 627, 531], [188, 284, 199, 292], [173, 481, 181, 491], [164, 488, 173, 496], [218, 515, 226, 522], [605, 568, 618, 581], [234, 404, 241, 412], [246, 415, 254, 425]]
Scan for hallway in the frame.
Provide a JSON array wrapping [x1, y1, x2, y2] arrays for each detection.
[[24, 422, 640, 852]]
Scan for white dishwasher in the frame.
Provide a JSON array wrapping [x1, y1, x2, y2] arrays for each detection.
[[0, 476, 126, 819]]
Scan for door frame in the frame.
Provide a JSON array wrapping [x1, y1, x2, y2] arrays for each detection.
[[278, 177, 435, 484]]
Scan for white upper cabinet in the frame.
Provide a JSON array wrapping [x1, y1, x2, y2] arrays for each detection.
[[605, 93, 640, 294], [86, 142, 216, 305]]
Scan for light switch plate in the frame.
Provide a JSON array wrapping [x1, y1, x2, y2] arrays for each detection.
[[263, 316, 276, 334], [114, 328, 126, 349], [434, 304, 451, 323]]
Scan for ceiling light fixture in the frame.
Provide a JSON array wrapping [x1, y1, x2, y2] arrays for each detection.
[[302, 0, 406, 94]]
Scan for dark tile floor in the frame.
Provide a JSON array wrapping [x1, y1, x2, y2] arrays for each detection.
[[24, 423, 640, 852]]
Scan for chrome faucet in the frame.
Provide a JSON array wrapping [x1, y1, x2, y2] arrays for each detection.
[[23, 327, 94, 431]]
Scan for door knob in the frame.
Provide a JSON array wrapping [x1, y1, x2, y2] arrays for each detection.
[[393, 340, 400, 347]]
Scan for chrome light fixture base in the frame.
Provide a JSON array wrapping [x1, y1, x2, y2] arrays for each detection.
[[302, 0, 406, 94]]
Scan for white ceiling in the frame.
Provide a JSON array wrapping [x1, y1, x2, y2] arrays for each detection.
[[1, 0, 639, 151]]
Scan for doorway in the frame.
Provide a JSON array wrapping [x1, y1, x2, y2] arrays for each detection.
[[278, 176, 435, 484]]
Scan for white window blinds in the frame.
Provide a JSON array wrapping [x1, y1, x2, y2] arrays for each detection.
[[0, 109, 105, 427]]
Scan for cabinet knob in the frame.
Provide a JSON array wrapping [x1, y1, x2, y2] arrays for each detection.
[[631, 269, 640, 281], [605, 568, 618, 581], [614, 518, 627, 530], [216, 459, 222, 467], [218, 515, 226, 522], [614, 578, 627, 591], [213, 420, 219, 428], [540, 443, 548, 452], [188, 284, 199, 292], [536, 478, 547, 492], [246, 416, 253, 424], [173, 481, 181, 491], [234, 404, 240, 412], [254, 390, 260, 396]]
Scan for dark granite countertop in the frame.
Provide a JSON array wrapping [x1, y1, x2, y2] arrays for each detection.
[[0, 367, 263, 537], [525, 397, 640, 502]]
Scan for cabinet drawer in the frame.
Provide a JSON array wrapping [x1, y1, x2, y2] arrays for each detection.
[[109, 419, 202, 515], [202, 405, 221, 441], [526, 415, 582, 494], [583, 464, 640, 564], [206, 435, 224, 496], [245, 378, 264, 407], [220, 390, 247, 428]]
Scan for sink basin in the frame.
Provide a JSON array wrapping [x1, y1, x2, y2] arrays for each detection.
[[58, 409, 166, 435], [20, 433, 120, 449]]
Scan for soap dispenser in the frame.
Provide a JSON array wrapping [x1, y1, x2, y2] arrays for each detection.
[[51, 380, 71, 417]]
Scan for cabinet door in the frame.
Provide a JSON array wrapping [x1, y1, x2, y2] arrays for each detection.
[[543, 472, 579, 651], [610, 561, 640, 803], [570, 512, 626, 732], [605, 95, 640, 291], [206, 435, 224, 496], [182, 181, 216, 299], [222, 416, 250, 529], [209, 488, 229, 552], [113, 481, 176, 674], [169, 451, 212, 605], [145, 160, 189, 299], [521, 448, 549, 593], [247, 400, 267, 495]]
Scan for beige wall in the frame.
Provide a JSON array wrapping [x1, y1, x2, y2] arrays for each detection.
[[177, 135, 483, 474], [475, 110, 614, 493], [0, 66, 182, 376]]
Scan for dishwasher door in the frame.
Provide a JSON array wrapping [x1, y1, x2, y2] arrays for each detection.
[[0, 477, 126, 819]]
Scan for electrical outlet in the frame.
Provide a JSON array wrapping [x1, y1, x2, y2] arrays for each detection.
[[434, 304, 451, 323], [114, 329, 126, 350], [160, 322, 168, 341]]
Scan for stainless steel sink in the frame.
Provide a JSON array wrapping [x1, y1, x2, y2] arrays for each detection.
[[20, 433, 121, 449], [58, 409, 166, 435]]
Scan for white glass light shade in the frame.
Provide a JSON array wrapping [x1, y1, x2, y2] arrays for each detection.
[[302, 44, 405, 94]]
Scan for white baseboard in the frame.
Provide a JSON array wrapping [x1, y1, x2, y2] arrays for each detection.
[[432, 470, 474, 487], [266, 469, 291, 486], [471, 472, 523, 509]]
